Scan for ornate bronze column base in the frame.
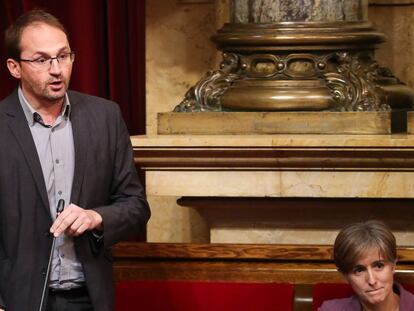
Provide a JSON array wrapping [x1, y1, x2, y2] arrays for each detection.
[[174, 22, 414, 113]]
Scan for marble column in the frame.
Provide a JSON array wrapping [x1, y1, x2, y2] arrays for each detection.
[[232, 0, 367, 23]]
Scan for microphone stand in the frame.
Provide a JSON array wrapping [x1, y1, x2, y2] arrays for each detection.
[[38, 199, 65, 311]]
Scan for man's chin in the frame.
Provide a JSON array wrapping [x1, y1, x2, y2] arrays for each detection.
[[44, 90, 66, 102]]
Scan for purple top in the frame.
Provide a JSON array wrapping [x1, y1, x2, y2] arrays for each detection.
[[318, 283, 414, 311]]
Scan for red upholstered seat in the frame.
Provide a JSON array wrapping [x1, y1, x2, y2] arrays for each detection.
[[312, 283, 353, 311], [115, 280, 294, 311], [312, 283, 414, 311]]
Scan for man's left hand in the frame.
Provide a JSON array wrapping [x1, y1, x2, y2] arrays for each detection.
[[50, 204, 103, 237]]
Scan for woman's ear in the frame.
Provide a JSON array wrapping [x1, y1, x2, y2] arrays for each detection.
[[6, 58, 22, 79]]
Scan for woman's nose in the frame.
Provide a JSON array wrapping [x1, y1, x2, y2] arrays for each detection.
[[367, 269, 377, 286]]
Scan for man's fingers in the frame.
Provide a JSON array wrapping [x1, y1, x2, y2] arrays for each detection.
[[50, 204, 101, 237], [66, 215, 91, 236], [72, 223, 90, 236], [51, 209, 72, 236]]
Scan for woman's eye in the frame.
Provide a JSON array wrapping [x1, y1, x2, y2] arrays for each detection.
[[353, 266, 365, 274], [374, 262, 385, 269]]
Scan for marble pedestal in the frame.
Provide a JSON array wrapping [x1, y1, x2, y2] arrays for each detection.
[[132, 134, 414, 245]]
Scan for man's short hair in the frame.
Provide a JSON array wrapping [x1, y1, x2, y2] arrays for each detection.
[[4, 9, 68, 60]]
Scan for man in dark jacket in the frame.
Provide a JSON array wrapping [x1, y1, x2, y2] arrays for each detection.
[[0, 9, 150, 311]]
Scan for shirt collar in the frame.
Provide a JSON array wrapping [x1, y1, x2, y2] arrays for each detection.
[[18, 86, 71, 127]]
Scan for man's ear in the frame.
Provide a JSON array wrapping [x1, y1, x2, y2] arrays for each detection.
[[6, 58, 22, 79]]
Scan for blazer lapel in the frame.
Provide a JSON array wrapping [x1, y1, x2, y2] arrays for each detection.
[[69, 93, 90, 205], [4, 91, 50, 213]]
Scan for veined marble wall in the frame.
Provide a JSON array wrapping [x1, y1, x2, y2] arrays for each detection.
[[370, 2, 414, 88], [231, 0, 368, 23], [146, 1, 217, 243], [145, 0, 414, 244], [146, 0, 217, 135]]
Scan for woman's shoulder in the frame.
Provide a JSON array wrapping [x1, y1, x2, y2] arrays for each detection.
[[318, 296, 360, 311], [398, 283, 414, 310]]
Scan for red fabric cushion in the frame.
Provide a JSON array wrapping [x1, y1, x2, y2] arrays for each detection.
[[115, 280, 294, 311], [312, 283, 354, 311]]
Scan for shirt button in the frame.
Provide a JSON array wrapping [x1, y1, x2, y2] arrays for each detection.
[[55, 159, 60, 164], [58, 190, 62, 195]]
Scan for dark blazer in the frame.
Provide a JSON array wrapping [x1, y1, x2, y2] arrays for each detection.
[[0, 90, 150, 311]]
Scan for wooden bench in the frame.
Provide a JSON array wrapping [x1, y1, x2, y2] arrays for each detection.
[[113, 242, 414, 311]]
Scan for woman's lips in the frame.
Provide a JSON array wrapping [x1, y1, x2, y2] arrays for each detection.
[[366, 287, 384, 293]]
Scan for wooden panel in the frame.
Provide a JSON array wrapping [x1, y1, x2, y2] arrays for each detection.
[[113, 242, 333, 260], [114, 242, 414, 262], [112, 243, 414, 284]]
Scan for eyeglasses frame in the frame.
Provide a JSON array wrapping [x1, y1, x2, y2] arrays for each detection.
[[18, 51, 76, 68]]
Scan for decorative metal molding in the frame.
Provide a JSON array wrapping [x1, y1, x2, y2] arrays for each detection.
[[239, 53, 330, 79], [323, 52, 390, 111], [174, 53, 241, 112]]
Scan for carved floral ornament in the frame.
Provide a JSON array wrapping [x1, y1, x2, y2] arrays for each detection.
[[174, 53, 240, 112], [174, 52, 394, 112]]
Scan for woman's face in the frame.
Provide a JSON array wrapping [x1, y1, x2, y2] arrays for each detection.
[[345, 247, 395, 307]]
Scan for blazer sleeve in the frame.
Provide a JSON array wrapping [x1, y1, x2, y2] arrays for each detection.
[[92, 104, 150, 248]]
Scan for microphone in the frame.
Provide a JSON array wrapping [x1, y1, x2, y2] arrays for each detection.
[[38, 199, 65, 311]]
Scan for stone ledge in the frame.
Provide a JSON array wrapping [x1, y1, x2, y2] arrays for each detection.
[[158, 111, 413, 135]]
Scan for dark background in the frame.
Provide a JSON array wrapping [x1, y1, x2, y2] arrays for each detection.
[[0, 0, 146, 134]]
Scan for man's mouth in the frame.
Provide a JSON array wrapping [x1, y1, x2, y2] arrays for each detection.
[[49, 81, 64, 89]]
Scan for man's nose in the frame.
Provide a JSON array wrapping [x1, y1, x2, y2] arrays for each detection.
[[49, 58, 62, 74]]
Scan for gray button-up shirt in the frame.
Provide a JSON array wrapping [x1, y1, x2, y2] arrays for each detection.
[[18, 87, 85, 289]]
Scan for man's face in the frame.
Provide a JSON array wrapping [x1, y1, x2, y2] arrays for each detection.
[[345, 247, 395, 308], [7, 23, 73, 107]]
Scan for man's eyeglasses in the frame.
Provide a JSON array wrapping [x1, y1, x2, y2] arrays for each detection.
[[19, 52, 75, 69]]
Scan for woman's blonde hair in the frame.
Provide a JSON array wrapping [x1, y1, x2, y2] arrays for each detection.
[[333, 220, 396, 274]]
